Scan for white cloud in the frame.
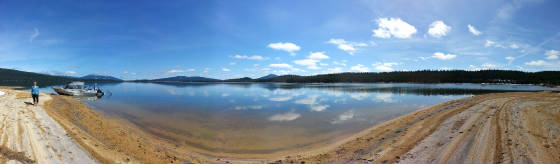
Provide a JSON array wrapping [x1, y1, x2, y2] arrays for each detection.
[[166, 69, 184, 74], [525, 60, 552, 66], [485, 40, 496, 47], [372, 18, 417, 39], [545, 50, 559, 60], [332, 61, 347, 66], [432, 52, 456, 60], [372, 62, 398, 72], [229, 62, 236, 65], [131, 72, 137, 75], [186, 68, 195, 72], [308, 51, 329, 60], [505, 56, 515, 64], [467, 25, 482, 36], [222, 68, 231, 72], [322, 67, 343, 74], [350, 64, 370, 72], [509, 44, 519, 49], [327, 38, 367, 55], [268, 42, 300, 56], [428, 21, 451, 38], [293, 52, 330, 70], [294, 59, 320, 70], [65, 70, 76, 75], [232, 54, 269, 60], [122, 71, 129, 75], [30, 28, 39, 43], [269, 63, 293, 68], [268, 111, 300, 122]]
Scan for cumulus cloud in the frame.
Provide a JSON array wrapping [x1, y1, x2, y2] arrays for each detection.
[[372, 62, 398, 72], [350, 64, 370, 72], [525, 60, 552, 66], [222, 68, 231, 72], [293, 52, 329, 70], [327, 38, 367, 55], [30, 28, 39, 43], [432, 52, 456, 60], [546, 50, 559, 60], [372, 18, 417, 39], [308, 51, 329, 60], [467, 25, 481, 36], [269, 63, 293, 68], [268, 42, 300, 56], [268, 111, 301, 122], [294, 59, 320, 70], [232, 54, 269, 60], [428, 21, 451, 38], [186, 68, 195, 72]]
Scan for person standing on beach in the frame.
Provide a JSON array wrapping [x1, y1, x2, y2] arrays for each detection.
[[31, 81, 39, 106]]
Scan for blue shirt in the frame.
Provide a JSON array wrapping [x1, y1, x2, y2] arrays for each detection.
[[31, 86, 39, 95]]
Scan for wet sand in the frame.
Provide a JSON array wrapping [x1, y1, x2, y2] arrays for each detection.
[[279, 91, 560, 164], [3, 87, 559, 164]]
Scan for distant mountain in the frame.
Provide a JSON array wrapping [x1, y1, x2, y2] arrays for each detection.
[[224, 77, 253, 82], [258, 74, 278, 79], [0, 68, 121, 86], [81, 74, 123, 81], [148, 76, 220, 82]]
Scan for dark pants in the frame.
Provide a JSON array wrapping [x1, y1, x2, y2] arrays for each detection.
[[32, 94, 39, 103]]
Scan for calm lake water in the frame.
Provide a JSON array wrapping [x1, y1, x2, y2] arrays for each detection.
[[50, 82, 555, 156]]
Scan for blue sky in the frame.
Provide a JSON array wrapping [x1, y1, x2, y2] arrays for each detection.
[[0, 0, 559, 80]]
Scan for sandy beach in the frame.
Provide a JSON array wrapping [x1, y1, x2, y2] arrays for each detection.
[[1, 87, 559, 164], [279, 91, 560, 164], [0, 88, 96, 164]]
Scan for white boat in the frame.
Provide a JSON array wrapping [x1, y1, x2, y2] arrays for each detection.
[[53, 82, 104, 97]]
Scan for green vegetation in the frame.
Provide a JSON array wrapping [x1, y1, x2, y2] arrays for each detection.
[[254, 70, 560, 86], [0, 68, 121, 87]]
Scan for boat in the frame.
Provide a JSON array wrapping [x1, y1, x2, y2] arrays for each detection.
[[53, 81, 104, 97]]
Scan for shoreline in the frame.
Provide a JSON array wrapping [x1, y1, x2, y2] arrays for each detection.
[[2, 86, 559, 164]]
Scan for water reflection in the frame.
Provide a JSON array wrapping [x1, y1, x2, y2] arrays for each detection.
[[80, 82, 556, 157]]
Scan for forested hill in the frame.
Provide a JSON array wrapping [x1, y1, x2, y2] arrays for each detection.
[[255, 70, 560, 85], [0, 68, 121, 86]]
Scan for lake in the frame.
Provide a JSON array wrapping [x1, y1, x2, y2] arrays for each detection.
[[52, 82, 555, 157]]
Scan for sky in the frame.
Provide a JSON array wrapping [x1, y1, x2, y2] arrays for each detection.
[[0, 0, 559, 80]]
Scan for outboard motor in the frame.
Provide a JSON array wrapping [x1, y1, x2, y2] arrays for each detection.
[[96, 89, 104, 97]]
